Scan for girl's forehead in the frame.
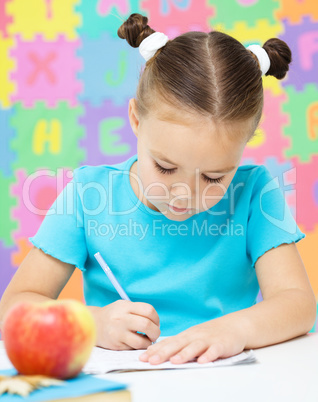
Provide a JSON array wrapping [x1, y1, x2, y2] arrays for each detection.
[[142, 112, 251, 148], [139, 94, 256, 138], [142, 119, 247, 171]]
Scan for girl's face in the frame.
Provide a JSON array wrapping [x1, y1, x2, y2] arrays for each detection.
[[128, 99, 250, 222]]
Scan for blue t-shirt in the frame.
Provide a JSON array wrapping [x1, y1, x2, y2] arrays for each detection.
[[29, 154, 305, 336]]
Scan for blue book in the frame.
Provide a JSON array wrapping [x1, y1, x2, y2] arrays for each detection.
[[0, 368, 129, 401]]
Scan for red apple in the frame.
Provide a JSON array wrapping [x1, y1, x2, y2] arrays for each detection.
[[2, 299, 96, 379]]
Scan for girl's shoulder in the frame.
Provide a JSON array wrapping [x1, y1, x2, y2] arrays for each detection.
[[71, 155, 137, 185], [232, 164, 291, 231], [236, 163, 269, 175], [235, 163, 273, 185], [233, 164, 278, 201]]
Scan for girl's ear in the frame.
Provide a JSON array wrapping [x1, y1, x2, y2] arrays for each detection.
[[128, 98, 139, 137]]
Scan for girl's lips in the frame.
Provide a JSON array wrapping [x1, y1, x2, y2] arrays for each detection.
[[167, 204, 192, 212]]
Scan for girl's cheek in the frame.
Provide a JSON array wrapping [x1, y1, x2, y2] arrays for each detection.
[[201, 182, 230, 210], [143, 174, 171, 199]]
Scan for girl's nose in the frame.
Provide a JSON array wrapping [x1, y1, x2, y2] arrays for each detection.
[[170, 183, 195, 200]]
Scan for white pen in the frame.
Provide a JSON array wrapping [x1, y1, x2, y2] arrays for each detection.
[[94, 251, 156, 344], [94, 252, 131, 301]]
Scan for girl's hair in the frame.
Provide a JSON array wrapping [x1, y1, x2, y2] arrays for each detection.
[[118, 13, 292, 137]]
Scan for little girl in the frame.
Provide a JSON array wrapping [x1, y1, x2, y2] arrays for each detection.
[[0, 13, 316, 366]]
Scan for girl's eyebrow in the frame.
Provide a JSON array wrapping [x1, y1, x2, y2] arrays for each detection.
[[150, 150, 235, 174]]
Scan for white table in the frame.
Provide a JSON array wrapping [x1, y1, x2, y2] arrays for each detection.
[[1, 334, 318, 402]]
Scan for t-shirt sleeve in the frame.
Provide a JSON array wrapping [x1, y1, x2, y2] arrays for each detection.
[[29, 168, 88, 272], [246, 166, 305, 269]]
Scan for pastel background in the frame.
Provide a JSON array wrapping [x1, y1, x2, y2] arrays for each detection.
[[0, 0, 317, 333]]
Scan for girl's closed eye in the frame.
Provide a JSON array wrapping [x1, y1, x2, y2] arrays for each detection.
[[154, 161, 176, 175], [153, 161, 224, 184]]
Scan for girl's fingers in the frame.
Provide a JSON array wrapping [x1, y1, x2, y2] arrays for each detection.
[[117, 342, 136, 350], [123, 332, 153, 350], [129, 302, 160, 326], [139, 337, 228, 365], [139, 338, 185, 364], [169, 340, 208, 364], [126, 315, 160, 343], [197, 343, 225, 363]]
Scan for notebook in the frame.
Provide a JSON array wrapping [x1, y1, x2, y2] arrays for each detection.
[[83, 346, 257, 374]]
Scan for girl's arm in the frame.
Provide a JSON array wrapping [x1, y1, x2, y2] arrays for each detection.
[[0, 247, 76, 327], [236, 241, 316, 348], [0, 247, 161, 349], [140, 242, 317, 365]]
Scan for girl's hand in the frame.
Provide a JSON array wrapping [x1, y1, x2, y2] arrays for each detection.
[[90, 300, 161, 350], [139, 315, 248, 365]]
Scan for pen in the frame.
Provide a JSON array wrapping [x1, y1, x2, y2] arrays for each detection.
[[94, 251, 156, 344], [94, 252, 131, 301]]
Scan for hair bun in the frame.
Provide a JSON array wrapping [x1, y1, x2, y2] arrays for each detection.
[[117, 13, 155, 48], [263, 38, 292, 80]]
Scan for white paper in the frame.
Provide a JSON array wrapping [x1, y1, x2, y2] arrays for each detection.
[[0, 341, 256, 375], [82, 345, 256, 374]]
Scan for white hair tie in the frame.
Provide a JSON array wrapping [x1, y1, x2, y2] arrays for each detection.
[[246, 44, 270, 76], [139, 32, 169, 62]]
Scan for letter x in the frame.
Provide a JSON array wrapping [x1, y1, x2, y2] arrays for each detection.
[[27, 52, 57, 85]]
